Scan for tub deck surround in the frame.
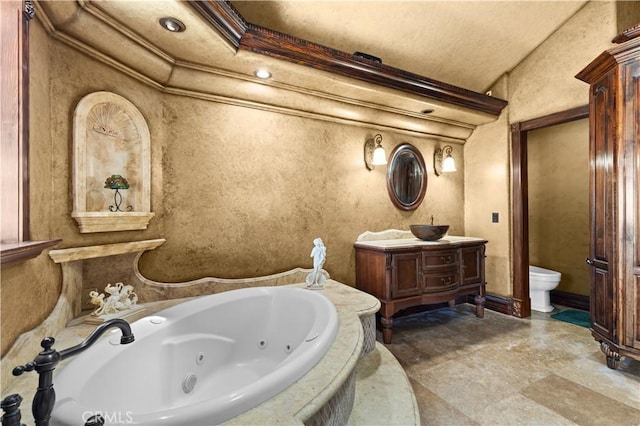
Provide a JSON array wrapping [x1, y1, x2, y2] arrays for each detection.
[[1, 281, 386, 425], [0, 239, 166, 388], [3, 237, 339, 390], [354, 230, 488, 344], [347, 342, 420, 426]]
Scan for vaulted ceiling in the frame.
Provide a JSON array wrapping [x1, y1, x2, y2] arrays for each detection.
[[232, 0, 588, 93]]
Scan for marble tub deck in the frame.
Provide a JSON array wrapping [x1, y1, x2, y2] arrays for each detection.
[[2, 281, 419, 425]]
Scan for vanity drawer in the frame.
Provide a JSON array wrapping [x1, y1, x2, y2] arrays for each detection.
[[422, 249, 458, 268], [422, 269, 459, 293]]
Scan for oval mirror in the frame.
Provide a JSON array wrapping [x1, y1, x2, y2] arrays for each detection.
[[386, 143, 427, 210]]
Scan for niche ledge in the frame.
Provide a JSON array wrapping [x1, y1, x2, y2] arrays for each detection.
[[72, 212, 155, 233]]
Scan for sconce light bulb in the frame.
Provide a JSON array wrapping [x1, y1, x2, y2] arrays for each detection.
[[442, 155, 456, 173], [372, 146, 387, 165]]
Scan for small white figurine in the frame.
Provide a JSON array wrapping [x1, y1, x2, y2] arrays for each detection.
[[90, 282, 138, 317], [306, 237, 327, 289]]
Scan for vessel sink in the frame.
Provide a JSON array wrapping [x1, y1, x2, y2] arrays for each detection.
[[410, 224, 449, 241]]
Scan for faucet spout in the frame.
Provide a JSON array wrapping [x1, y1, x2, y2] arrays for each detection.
[[59, 318, 134, 360], [8, 319, 134, 426]]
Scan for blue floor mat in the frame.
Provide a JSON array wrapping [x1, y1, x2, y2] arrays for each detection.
[[550, 309, 590, 328]]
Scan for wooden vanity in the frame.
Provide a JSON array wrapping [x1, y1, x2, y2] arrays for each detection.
[[354, 233, 487, 344]]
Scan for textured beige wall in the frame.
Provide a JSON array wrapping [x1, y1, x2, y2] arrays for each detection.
[[1, 19, 165, 356], [464, 75, 511, 297], [528, 119, 590, 295], [1, 18, 464, 355], [1, 20, 60, 356], [141, 95, 464, 284], [508, 1, 617, 122], [465, 1, 618, 298]]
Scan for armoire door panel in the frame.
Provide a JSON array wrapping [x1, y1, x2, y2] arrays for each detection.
[[589, 71, 617, 342], [591, 74, 616, 265], [591, 266, 615, 340], [626, 63, 640, 349]]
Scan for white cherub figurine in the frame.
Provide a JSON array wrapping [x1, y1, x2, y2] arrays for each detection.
[[306, 237, 327, 289]]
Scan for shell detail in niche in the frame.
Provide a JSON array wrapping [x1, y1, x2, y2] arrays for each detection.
[[88, 102, 140, 144]]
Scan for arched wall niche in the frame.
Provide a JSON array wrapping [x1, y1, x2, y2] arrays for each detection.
[[72, 91, 154, 233]]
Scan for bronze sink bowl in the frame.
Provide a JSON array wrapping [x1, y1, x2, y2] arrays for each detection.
[[410, 224, 449, 241]]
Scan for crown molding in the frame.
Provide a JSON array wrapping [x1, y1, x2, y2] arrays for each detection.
[[189, 0, 507, 117]]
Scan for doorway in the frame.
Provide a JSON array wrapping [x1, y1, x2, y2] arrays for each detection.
[[510, 105, 589, 318]]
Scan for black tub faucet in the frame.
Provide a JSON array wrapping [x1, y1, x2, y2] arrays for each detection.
[[4, 319, 134, 426]]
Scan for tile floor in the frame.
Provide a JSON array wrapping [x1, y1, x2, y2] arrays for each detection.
[[380, 305, 640, 426]]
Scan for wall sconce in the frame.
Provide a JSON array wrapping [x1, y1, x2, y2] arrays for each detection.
[[434, 145, 456, 176], [364, 134, 387, 170]]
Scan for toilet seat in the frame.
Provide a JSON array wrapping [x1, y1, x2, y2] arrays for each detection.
[[529, 265, 561, 282]]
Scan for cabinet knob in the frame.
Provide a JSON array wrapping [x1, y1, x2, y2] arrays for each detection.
[[440, 255, 453, 264], [585, 257, 595, 266]]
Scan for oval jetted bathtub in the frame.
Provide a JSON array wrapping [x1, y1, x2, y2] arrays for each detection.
[[52, 286, 339, 425]]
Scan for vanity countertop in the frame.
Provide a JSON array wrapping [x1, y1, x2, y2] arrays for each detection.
[[354, 235, 487, 249]]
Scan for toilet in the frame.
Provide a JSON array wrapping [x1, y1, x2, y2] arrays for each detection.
[[529, 265, 562, 312]]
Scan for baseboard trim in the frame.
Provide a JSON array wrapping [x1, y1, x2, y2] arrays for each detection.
[[484, 294, 514, 315], [463, 293, 513, 315], [550, 290, 590, 311]]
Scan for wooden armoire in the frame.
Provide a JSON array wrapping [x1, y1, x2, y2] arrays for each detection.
[[576, 27, 640, 369]]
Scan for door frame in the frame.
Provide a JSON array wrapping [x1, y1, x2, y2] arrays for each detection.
[[510, 105, 589, 317]]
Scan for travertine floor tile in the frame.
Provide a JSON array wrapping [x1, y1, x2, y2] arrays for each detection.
[[555, 357, 640, 410], [380, 304, 640, 425], [408, 377, 478, 426], [410, 358, 522, 419], [521, 374, 640, 425], [472, 393, 578, 426]]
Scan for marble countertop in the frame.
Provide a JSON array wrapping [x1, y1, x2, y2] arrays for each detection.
[[2, 280, 380, 425], [354, 235, 487, 249]]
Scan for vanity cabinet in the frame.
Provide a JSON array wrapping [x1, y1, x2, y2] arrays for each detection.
[[355, 236, 487, 344], [576, 31, 640, 368]]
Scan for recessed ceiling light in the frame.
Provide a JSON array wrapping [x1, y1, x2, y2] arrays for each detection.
[[255, 69, 272, 79], [159, 17, 186, 33]]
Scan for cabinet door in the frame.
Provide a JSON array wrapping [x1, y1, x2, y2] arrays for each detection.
[[588, 71, 617, 343], [461, 245, 485, 287], [391, 252, 421, 299]]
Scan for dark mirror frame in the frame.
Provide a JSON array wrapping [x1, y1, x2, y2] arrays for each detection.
[[386, 143, 427, 211]]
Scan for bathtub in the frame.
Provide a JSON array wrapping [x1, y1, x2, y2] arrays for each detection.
[[52, 286, 339, 425]]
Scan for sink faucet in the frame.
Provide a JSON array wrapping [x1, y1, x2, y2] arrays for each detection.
[[3, 319, 134, 426]]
